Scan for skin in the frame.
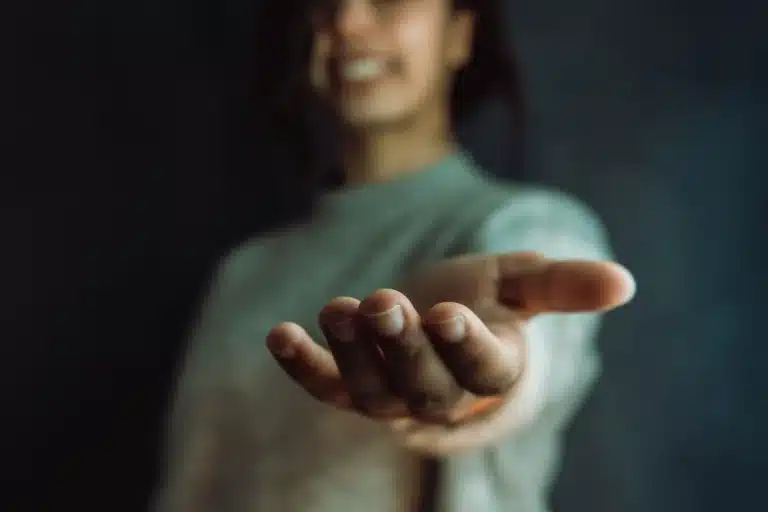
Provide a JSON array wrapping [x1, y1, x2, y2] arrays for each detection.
[[268, 254, 635, 424], [266, 0, 636, 444]]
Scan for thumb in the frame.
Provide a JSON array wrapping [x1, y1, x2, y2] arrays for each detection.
[[494, 252, 636, 316]]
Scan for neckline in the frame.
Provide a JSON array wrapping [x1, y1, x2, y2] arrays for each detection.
[[317, 151, 480, 216]]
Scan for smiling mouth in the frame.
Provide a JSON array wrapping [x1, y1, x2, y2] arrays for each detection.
[[334, 57, 390, 85], [341, 58, 385, 81]]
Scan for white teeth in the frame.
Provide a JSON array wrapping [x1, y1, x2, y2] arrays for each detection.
[[341, 59, 385, 81]]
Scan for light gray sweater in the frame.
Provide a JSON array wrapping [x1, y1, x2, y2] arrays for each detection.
[[155, 153, 611, 512]]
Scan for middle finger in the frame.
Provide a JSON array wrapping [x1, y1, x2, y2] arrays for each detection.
[[359, 289, 464, 423]]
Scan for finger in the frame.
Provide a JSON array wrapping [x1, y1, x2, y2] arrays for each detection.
[[423, 302, 525, 396], [266, 322, 351, 408], [319, 297, 404, 417], [358, 289, 463, 423], [496, 253, 636, 316]]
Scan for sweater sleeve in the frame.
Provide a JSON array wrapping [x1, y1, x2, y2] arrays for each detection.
[[151, 260, 255, 512]]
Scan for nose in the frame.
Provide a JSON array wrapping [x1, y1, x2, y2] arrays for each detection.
[[334, 0, 376, 39]]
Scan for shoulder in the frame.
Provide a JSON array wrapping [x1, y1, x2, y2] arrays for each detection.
[[460, 176, 612, 261], [210, 224, 303, 295]]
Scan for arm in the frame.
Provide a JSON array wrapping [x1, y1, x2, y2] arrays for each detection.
[[262, 187, 634, 505], [153, 394, 227, 512], [391, 189, 614, 455], [151, 265, 252, 512]]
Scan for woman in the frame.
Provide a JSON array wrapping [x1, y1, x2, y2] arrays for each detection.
[[155, 0, 636, 511]]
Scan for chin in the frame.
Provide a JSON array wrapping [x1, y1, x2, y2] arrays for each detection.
[[337, 99, 414, 130]]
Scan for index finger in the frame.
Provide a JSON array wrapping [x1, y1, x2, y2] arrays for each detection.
[[497, 254, 636, 316]]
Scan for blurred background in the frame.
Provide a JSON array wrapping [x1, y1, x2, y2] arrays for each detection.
[[3, 0, 764, 510]]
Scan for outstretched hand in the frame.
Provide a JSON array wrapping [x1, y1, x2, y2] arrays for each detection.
[[266, 252, 635, 425]]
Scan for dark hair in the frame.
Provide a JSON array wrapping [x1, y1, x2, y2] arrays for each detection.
[[226, 0, 525, 222]]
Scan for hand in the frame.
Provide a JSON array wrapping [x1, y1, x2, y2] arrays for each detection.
[[266, 252, 635, 425]]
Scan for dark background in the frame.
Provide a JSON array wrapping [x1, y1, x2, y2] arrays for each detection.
[[3, 0, 764, 511]]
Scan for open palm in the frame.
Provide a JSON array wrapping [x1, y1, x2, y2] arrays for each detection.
[[266, 252, 635, 424]]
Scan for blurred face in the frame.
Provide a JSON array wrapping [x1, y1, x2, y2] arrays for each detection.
[[309, 0, 474, 129]]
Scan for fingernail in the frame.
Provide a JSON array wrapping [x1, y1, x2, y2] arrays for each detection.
[[617, 265, 637, 301], [430, 315, 466, 343], [365, 305, 404, 337], [267, 335, 296, 359], [327, 318, 355, 342]]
